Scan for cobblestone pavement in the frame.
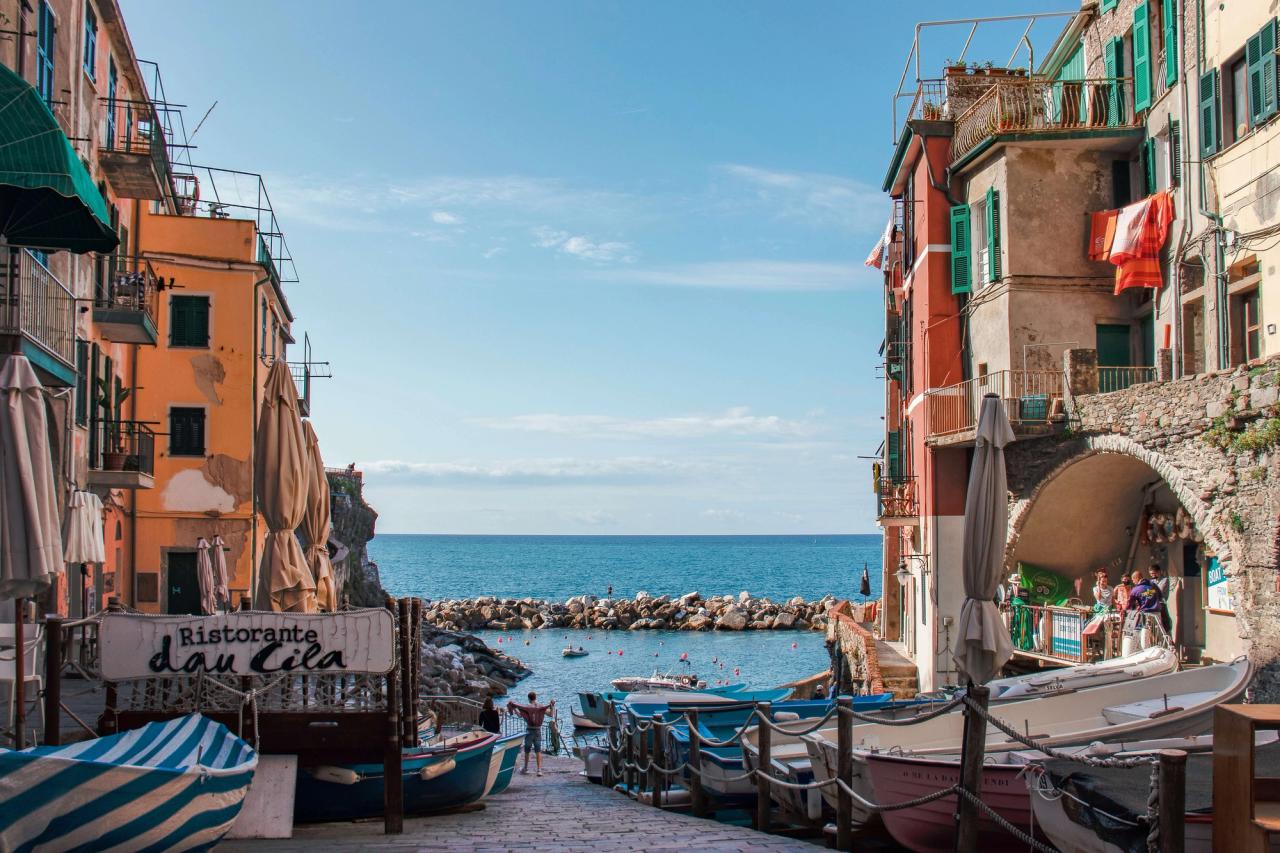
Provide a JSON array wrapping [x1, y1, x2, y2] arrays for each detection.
[[218, 755, 819, 852]]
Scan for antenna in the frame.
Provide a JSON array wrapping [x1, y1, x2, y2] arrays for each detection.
[[188, 100, 218, 144]]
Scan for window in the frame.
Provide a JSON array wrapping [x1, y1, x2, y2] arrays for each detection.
[[36, 1, 55, 104], [1200, 69, 1220, 156], [1247, 19, 1279, 127], [1134, 0, 1152, 112], [1229, 57, 1249, 143], [1101, 0, 1117, 12], [1104, 37, 1127, 126], [1162, 0, 1178, 87], [169, 295, 210, 347], [971, 198, 988, 287], [260, 297, 267, 357], [106, 58, 117, 147], [74, 339, 89, 425], [984, 187, 1002, 284], [169, 408, 206, 457], [949, 204, 971, 294], [82, 5, 96, 81], [1169, 119, 1182, 187], [1243, 291, 1261, 361], [1228, 258, 1263, 365]]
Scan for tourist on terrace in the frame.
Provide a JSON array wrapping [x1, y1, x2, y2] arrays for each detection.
[[1091, 569, 1112, 612], [1113, 573, 1135, 615], [508, 691, 556, 776], [1146, 563, 1173, 631], [1128, 570, 1164, 620]]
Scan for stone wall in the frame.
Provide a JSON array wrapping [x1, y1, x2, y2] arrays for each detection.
[[1005, 354, 1280, 697]]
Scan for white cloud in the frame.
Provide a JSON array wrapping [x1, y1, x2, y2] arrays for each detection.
[[431, 211, 464, 225], [533, 227, 635, 263], [701, 508, 745, 521], [473, 407, 817, 439], [606, 260, 870, 292], [718, 163, 887, 231], [359, 456, 709, 486]]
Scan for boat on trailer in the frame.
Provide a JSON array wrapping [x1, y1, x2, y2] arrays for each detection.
[[0, 713, 257, 853]]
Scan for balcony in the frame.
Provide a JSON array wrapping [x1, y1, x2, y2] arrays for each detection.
[[290, 362, 311, 417], [87, 420, 156, 490], [0, 247, 76, 386], [1008, 603, 1090, 664], [951, 77, 1142, 164], [97, 98, 174, 201], [876, 477, 918, 528], [925, 369, 1064, 445], [92, 255, 160, 345]]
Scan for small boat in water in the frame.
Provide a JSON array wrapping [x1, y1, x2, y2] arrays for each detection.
[[0, 713, 257, 852], [295, 730, 497, 822], [611, 671, 705, 692], [563, 646, 589, 657]]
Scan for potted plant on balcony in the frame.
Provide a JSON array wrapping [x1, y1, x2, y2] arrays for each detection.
[[95, 380, 132, 471], [922, 102, 943, 120], [945, 59, 968, 76]]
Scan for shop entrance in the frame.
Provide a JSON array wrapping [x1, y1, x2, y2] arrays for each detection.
[[165, 551, 202, 615]]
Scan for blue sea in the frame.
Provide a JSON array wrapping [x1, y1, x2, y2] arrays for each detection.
[[369, 534, 882, 711]]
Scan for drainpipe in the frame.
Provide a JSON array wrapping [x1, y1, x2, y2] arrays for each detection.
[[1195, 0, 1229, 370], [129, 342, 138, 608]]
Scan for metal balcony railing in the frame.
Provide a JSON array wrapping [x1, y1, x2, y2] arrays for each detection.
[[1097, 365, 1157, 394], [925, 369, 1063, 440], [89, 420, 156, 476], [95, 254, 160, 320], [952, 77, 1139, 162], [876, 476, 918, 521], [1007, 603, 1088, 663], [0, 247, 75, 369], [97, 97, 177, 201]]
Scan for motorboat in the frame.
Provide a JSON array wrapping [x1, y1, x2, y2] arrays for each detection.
[[571, 710, 606, 730], [576, 685, 783, 727], [611, 671, 705, 692], [766, 659, 1249, 829], [562, 647, 589, 658], [0, 714, 257, 852]]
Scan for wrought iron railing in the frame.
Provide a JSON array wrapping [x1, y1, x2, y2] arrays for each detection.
[[94, 254, 160, 321], [906, 79, 948, 122], [876, 476, 917, 520], [952, 77, 1138, 162], [98, 97, 175, 197], [89, 420, 156, 476], [1097, 365, 1157, 394], [925, 369, 1063, 439], [0, 248, 75, 368]]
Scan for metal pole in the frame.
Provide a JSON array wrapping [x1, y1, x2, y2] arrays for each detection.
[[755, 701, 773, 832], [603, 700, 616, 788], [624, 715, 635, 794], [836, 696, 854, 850], [42, 616, 61, 746], [650, 715, 664, 807], [638, 714, 650, 800], [955, 685, 990, 853], [12, 598, 24, 748], [688, 708, 707, 817], [1158, 749, 1187, 853]]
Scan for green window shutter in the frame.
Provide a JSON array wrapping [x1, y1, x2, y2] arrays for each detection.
[[1134, 1, 1152, 112], [1200, 69, 1220, 156], [170, 296, 188, 346], [101, 355, 112, 420], [1101, 0, 1117, 12], [1170, 119, 1182, 187], [1164, 0, 1178, 87], [1141, 138, 1157, 195], [192, 297, 209, 347], [886, 431, 901, 482], [170, 295, 210, 347], [949, 205, 971, 294], [986, 187, 1002, 283], [1105, 38, 1126, 126], [1247, 19, 1279, 126]]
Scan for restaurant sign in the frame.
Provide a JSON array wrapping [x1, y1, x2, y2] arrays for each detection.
[[99, 609, 396, 679]]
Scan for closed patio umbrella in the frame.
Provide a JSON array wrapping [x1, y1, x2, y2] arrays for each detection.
[[300, 421, 337, 612], [195, 537, 217, 615], [254, 359, 314, 612], [211, 534, 230, 609], [62, 490, 104, 566], [953, 394, 1016, 685]]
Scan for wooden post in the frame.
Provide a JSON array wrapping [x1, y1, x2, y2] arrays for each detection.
[[410, 598, 423, 746], [384, 663, 403, 834], [42, 616, 62, 746], [755, 701, 772, 832], [1158, 748, 1187, 853], [836, 696, 853, 850], [650, 714, 664, 806], [688, 708, 707, 817], [397, 598, 412, 746], [955, 685, 990, 853]]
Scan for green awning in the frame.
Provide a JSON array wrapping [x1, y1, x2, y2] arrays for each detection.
[[0, 63, 117, 253]]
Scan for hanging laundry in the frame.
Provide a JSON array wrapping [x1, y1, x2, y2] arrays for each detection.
[[864, 212, 896, 270], [1108, 190, 1175, 294], [1087, 208, 1118, 261]]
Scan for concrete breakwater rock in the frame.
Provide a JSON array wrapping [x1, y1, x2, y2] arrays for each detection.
[[422, 591, 837, 633], [419, 624, 532, 699]]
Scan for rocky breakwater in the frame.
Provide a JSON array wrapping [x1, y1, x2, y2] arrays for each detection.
[[422, 591, 836, 632], [419, 624, 532, 700]]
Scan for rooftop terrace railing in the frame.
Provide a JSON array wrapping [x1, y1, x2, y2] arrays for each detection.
[[925, 369, 1063, 440], [0, 247, 75, 369]]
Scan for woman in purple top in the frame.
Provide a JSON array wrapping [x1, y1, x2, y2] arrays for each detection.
[[507, 691, 556, 776]]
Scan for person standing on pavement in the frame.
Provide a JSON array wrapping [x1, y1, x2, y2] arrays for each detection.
[[479, 696, 501, 734], [508, 691, 556, 776]]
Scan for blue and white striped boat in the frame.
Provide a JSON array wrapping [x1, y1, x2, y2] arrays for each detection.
[[0, 714, 258, 852]]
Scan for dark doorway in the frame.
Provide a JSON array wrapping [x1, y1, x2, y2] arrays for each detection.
[[166, 551, 202, 615]]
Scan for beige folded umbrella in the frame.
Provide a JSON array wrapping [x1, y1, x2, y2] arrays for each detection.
[[196, 537, 217, 615], [211, 534, 230, 608], [253, 359, 315, 612], [300, 421, 337, 612], [63, 490, 105, 566]]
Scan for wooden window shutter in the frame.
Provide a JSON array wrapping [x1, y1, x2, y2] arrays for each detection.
[[1134, 1, 1152, 112], [192, 297, 209, 347], [1163, 0, 1178, 87], [1101, 0, 1117, 12], [1105, 38, 1126, 126], [1200, 68, 1220, 156], [1169, 119, 1182, 187], [986, 187, 1001, 283], [101, 355, 112, 419], [949, 205, 971, 294], [886, 431, 901, 483], [1247, 19, 1279, 127], [1140, 138, 1157, 195], [170, 296, 188, 346]]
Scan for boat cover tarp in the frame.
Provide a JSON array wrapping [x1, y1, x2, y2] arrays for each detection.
[[0, 713, 257, 852], [1039, 743, 1280, 853]]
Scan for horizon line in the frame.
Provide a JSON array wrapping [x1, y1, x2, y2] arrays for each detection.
[[371, 531, 883, 537]]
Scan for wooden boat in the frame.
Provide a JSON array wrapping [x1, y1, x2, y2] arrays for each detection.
[[562, 647, 589, 657], [1028, 736, 1280, 853], [756, 659, 1250, 829], [294, 730, 496, 821], [572, 710, 606, 730], [0, 714, 257, 853], [482, 733, 525, 797]]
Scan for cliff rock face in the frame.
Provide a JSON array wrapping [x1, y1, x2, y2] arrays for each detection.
[[326, 469, 386, 607]]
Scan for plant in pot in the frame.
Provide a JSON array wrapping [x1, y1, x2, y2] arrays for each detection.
[[95, 379, 132, 471], [945, 59, 968, 76], [922, 102, 943, 120]]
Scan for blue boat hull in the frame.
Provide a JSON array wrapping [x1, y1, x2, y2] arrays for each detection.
[[294, 735, 496, 822], [484, 734, 524, 797]]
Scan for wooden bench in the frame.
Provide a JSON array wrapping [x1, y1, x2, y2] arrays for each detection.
[[1214, 704, 1280, 852]]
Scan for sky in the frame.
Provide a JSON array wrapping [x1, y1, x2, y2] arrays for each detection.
[[120, 1, 1068, 534]]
